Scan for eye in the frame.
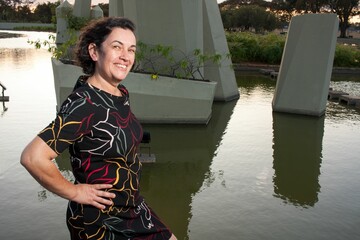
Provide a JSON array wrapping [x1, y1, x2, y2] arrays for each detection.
[[113, 44, 122, 50]]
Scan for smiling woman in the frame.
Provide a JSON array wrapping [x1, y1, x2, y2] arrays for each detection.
[[20, 17, 177, 240]]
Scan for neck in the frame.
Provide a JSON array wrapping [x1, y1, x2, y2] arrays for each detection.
[[87, 75, 122, 96]]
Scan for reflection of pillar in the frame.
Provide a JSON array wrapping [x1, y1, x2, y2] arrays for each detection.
[[272, 14, 339, 116], [140, 100, 237, 239], [109, 0, 239, 102], [272, 112, 324, 207]]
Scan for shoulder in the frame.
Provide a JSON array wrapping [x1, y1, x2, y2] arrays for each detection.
[[119, 84, 129, 97], [59, 83, 96, 115]]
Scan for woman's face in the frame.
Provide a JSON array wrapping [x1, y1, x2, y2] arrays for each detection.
[[91, 27, 136, 84]]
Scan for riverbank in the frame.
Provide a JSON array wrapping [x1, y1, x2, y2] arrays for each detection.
[[0, 32, 25, 38], [233, 63, 360, 75], [0, 22, 55, 31]]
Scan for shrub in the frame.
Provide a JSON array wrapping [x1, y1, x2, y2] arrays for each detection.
[[227, 31, 360, 68], [227, 32, 260, 62], [333, 44, 360, 68], [257, 33, 285, 64]]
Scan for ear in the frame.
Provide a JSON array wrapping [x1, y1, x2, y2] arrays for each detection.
[[88, 43, 98, 61]]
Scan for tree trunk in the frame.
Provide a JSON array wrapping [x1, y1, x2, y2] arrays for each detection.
[[339, 21, 347, 38]]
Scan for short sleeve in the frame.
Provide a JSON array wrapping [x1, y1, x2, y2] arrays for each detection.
[[38, 90, 97, 155]]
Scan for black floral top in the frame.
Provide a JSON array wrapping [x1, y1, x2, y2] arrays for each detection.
[[38, 76, 172, 239]]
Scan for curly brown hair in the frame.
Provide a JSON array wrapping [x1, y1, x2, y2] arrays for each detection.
[[75, 17, 136, 75]]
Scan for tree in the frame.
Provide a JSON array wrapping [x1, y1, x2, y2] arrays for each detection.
[[221, 5, 279, 33], [327, 0, 360, 38], [0, 0, 30, 21], [269, 0, 297, 22], [15, 4, 32, 21], [293, 0, 328, 13], [33, 1, 60, 23]]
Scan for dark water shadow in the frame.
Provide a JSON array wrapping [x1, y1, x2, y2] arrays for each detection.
[[139, 99, 237, 239], [1, 101, 8, 116], [272, 112, 324, 208]]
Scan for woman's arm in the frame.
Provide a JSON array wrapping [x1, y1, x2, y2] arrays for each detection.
[[20, 136, 115, 209]]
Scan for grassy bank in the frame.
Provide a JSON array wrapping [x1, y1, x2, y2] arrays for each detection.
[[13, 25, 56, 32], [226, 31, 360, 68]]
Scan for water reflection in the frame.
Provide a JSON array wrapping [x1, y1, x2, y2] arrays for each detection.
[[1, 101, 8, 116], [127, 100, 237, 239], [272, 112, 324, 208], [0, 48, 36, 68]]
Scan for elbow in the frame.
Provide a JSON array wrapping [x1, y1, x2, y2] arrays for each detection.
[[20, 149, 32, 169]]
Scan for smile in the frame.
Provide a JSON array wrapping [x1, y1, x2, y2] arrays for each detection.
[[115, 64, 127, 69]]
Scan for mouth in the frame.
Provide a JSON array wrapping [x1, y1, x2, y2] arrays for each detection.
[[115, 63, 127, 70]]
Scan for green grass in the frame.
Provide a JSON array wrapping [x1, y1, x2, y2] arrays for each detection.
[[226, 31, 360, 68]]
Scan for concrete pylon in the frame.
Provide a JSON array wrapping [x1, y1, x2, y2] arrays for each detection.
[[73, 0, 91, 18], [272, 14, 339, 116], [91, 5, 104, 19], [55, 0, 73, 44], [203, 0, 239, 101], [109, 0, 239, 102]]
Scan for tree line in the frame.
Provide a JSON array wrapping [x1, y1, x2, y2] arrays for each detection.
[[220, 0, 360, 38], [0, 0, 109, 23], [1, 0, 359, 38]]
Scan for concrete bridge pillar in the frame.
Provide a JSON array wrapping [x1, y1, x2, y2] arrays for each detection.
[[109, 0, 239, 101], [272, 14, 339, 116]]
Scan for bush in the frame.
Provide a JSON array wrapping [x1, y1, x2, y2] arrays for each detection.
[[227, 32, 285, 64], [227, 31, 360, 68], [333, 44, 360, 68], [257, 33, 285, 64]]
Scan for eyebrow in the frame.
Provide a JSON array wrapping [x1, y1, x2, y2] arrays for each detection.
[[112, 40, 136, 48]]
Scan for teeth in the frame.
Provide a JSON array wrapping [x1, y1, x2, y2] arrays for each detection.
[[116, 64, 126, 69]]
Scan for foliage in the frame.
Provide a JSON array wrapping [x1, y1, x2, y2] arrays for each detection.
[[27, 5, 96, 60], [221, 0, 360, 38], [221, 5, 279, 33], [226, 31, 360, 68], [132, 42, 229, 81], [0, 0, 60, 23], [226, 31, 285, 64], [334, 44, 360, 67], [33, 1, 59, 24], [327, 0, 360, 38], [257, 33, 285, 64], [27, 30, 78, 60]]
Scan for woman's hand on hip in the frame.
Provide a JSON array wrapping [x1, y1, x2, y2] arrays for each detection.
[[72, 184, 116, 210]]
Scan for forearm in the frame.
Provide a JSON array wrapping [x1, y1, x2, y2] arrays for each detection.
[[21, 136, 115, 209], [20, 136, 77, 201], [21, 155, 76, 200]]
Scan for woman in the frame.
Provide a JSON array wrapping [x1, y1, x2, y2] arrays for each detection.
[[21, 17, 176, 240]]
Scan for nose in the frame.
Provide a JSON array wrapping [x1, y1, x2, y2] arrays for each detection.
[[120, 49, 129, 62]]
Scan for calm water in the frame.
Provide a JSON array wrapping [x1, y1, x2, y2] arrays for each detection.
[[1, 31, 360, 240]]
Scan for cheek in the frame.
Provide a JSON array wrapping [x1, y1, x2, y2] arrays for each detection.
[[129, 54, 136, 64]]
